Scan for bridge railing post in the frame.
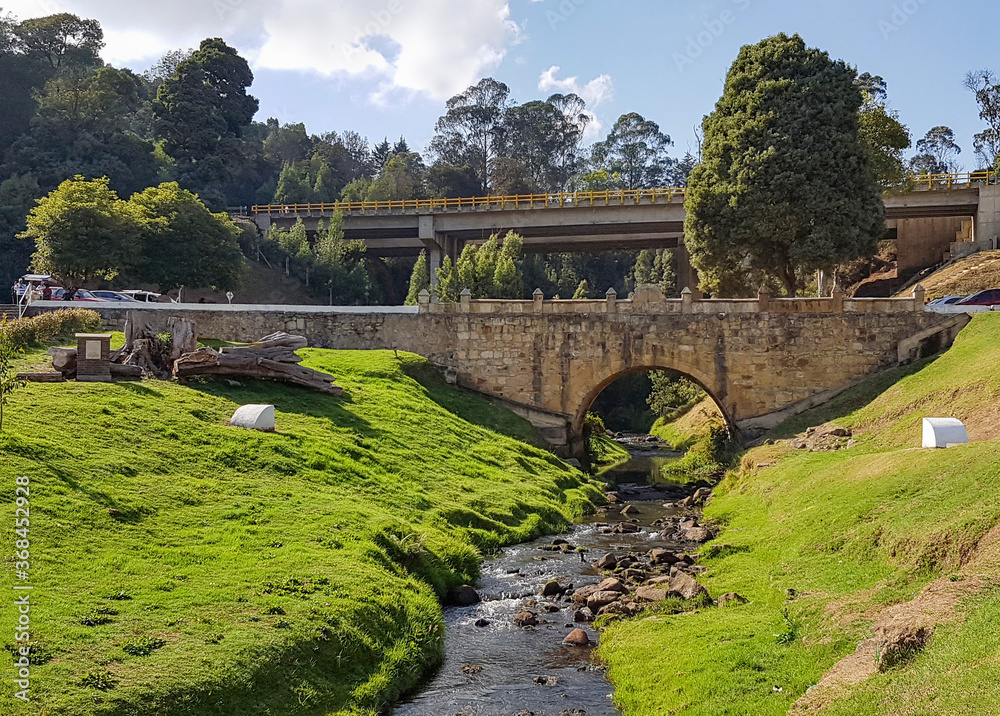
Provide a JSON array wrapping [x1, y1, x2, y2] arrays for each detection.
[[832, 286, 845, 313], [912, 284, 926, 311], [533, 288, 544, 313], [681, 287, 693, 314], [606, 287, 617, 314], [417, 289, 431, 313], [460, 288, 472, 313], [757, 287, 770, 313]]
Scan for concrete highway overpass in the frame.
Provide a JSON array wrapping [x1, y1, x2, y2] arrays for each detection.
[[247, 173, 999, 288]]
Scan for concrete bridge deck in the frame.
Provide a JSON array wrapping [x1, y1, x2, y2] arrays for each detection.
[[248, 174, 999, 288]]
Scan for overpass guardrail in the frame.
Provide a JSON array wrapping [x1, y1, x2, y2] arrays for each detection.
[[251, 187, 686, 216], [249, 172, 995, 218]]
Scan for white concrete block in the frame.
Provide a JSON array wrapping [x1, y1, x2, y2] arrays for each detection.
[[922, 418, 968, 449], [230, 404, 276, 432]]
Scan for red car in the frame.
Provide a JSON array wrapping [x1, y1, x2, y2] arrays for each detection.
[[956, 289, 1000, 307]]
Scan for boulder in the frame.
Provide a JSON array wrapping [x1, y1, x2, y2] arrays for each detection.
[[619, 568, 647, 582], [596, 577, 626, 593], [514, 611, 538, 627], [541, 580, 563, 597], [572, 585, 602, 604], [573, 608, 593, 623], [621, 504, 639, 516], [612, 522, 641, 534], [454, 585, 481, 606], [586, 590, 621, 611], [635, 587, 669, 603], [683, 527, 712, 543], [669, 570, 708, 601], [474, 618, 492, 628], [595, 553, 618, 570], [649, 548, 679, 566], [647, 576, 671, 587], [717, 593, 748, 608], [562, 628, 591, 646]]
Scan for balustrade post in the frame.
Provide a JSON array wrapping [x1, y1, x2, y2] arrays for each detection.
[[417, 289, 430, 313], [757, 287, 770, 313], [832, 286, 845, 313], [681, 287, 693, 314], [533, 288, 544, 313], [606, 287, 617, 314], [912, 284, 926, 311], [460, 289, 472, 313]]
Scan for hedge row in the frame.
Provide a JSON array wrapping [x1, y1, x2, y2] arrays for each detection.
[[0, 309, 103, 349]]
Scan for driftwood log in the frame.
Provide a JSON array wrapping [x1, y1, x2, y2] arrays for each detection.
[[50, 320, 342, 396], [173, 332, 342, 395]]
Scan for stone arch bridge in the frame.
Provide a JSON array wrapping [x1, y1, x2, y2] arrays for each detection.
[[74, 286, 967, 458]]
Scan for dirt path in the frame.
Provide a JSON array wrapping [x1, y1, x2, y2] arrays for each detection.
[[788, 525, 1000, 714]]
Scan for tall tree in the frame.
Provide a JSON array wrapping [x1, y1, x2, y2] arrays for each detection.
[[366, 152, 426, 201], [910, 126, 962, 175], [430, 78, 512, 194], [129, 182, 245, 292], [856, 73, 911, 190], [18, 176, 142, 285], [153, 38, 259, 208], [405, 250, 430, 305], [313, 210, 368, 305], [965, 70, 1000, 169], [591, 113, 674, 190], [685, 34, 884, 297], [12, 12, 103, 70]]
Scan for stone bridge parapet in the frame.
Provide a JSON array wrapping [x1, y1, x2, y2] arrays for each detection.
[[30, 285, 967, 457]]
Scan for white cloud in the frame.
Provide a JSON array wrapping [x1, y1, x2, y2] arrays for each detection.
[[538, 65, 614, 108], [4, 0, 519, 100], [257, 0, 518, 101]]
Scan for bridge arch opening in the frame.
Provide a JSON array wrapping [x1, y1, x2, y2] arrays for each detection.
[[572, 366, 733, 456]]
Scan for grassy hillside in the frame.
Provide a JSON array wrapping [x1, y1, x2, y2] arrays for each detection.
[[894, 248, 1000, 301], [650, 397, 723, 451], [0, 344, 601, 715], [599, 314, 1000, 716]]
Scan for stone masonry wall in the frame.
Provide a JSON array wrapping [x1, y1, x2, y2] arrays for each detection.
[[44, 297, 960, 456]]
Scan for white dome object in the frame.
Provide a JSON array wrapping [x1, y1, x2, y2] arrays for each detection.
[[922, 418, 968, 449], [229, 404, 276, 432]]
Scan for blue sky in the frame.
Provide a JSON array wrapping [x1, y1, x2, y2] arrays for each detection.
[[4, 0, 995, 168]]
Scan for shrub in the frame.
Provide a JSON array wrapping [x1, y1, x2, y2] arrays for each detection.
[[0, 309, 103, 349]]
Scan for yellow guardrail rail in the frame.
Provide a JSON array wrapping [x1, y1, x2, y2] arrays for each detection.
[[910, 170, 996, 189], [249, 172, 996, 216], [251, 187, 686, 216]]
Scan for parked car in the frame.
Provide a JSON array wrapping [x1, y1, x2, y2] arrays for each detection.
[[956, 289, 1000, 306], [91, 290, 139, 302], [50, 288, 108, 302], [926, 295, 967, 306], [118, 290, 161, 303]]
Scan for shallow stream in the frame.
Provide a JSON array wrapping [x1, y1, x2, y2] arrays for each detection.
[[394, 445, 700, 716]]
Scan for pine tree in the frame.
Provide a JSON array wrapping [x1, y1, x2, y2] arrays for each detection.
[[405, 250, 430, 305]]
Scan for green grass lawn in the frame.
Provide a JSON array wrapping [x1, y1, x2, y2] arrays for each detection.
[[598, 313, 1000, 716], [0, 344, 601, 715]]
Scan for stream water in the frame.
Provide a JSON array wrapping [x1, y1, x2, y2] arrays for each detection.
[[394, 445, 700, 716]]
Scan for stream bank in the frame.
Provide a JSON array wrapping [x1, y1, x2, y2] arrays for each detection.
[[395, 444, 716, 716]]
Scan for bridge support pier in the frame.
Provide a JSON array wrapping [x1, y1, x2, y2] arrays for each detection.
[[977, 185, 1000, 250]]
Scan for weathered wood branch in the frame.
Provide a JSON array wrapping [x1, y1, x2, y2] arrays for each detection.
[[173, 347, 342, 395]]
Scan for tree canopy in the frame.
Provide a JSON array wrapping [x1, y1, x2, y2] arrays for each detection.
[[685, 33, 884, 296]]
